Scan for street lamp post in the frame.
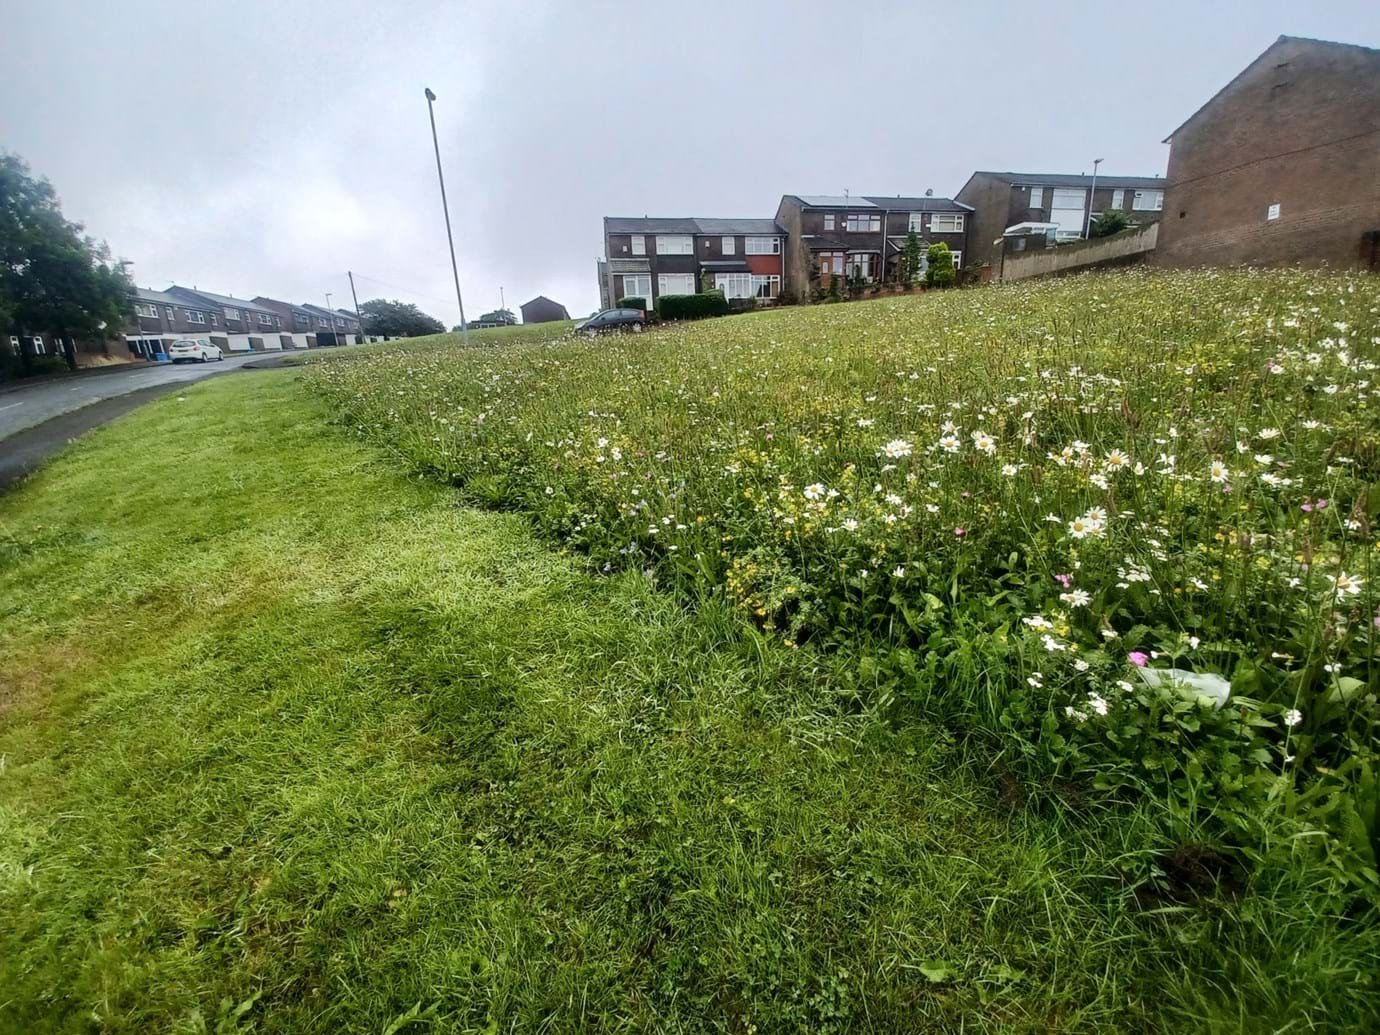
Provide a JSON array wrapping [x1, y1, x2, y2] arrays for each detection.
[[325, 292, 334, 346], [424, 87, 469, 345], [1084, 158, 1104, 238]]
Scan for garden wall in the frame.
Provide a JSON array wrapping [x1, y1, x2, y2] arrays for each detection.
[[1001, 223, 1159, 282]]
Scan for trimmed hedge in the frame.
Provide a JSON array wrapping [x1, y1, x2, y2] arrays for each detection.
[[616, 296, 647, 311], [657, 292, 731, 321]]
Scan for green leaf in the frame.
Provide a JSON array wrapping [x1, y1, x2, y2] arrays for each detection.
[[919, 960, 955, 983]]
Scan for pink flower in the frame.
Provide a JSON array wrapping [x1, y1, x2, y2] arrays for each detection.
[[1055, 573, 1072, 588], [1128, 651, 1149, 667], [1315, 498, 1328, 509], [1301, 503, 1313, 513], [953, 527, 966, 538]]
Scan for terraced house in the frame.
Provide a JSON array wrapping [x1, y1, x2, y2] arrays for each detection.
[[126, 287, 221, 358], [774, 194, 973, 299], [957, 171, 1168, 269], [163, 287, 285, 353], [601, 216, 786, 311]]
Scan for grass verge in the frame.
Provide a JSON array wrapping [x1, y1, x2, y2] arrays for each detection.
[[0, 371, 1375, 1033]]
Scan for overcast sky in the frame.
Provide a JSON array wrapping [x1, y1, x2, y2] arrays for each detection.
[[3, 1, 1376, 323]]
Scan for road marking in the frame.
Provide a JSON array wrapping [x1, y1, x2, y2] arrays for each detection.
[[70, 386, 84, 391], [0, 402, 23, 411]]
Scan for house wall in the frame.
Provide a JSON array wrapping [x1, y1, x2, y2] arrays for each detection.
[[955, 174, 1014, 270], [775, 198, 808, 299], [1156, 38, 1380, 269]]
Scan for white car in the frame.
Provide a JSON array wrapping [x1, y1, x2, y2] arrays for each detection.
[[168, 338, 224, 363]]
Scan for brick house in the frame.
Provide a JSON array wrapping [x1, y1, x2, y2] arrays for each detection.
[[253, 297, 319, 348], [298, 304, 361, 346], [956, 172, 1167, 270], [774, 194, 972, 299], [125, 287, 221, 358], [601, 217, 786, 311], [164, 286, 285, 352], [1155, 35, 1380, 270]]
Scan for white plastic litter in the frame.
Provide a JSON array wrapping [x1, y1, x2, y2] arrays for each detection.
[[1136, 667, 1232, 709]]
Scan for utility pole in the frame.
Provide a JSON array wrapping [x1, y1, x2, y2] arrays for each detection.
[[424, 87, 469, 345], [348, 271, 362, 340], [499, 285, 505, 314], [325, 292, 335, 346]]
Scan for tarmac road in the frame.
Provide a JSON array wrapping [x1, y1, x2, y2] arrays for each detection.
[[0, 352, 302, 491]]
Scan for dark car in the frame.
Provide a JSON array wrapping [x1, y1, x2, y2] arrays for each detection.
[[574, 307, 646, 336]]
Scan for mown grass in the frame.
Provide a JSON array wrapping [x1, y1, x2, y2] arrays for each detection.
[[1, 362, 1376, 1032]]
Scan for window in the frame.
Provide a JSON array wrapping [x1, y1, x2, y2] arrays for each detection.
[[210, 313, 218, 326], [258, 313, 273, 325], [930, 213, 965, 233], [1132, 189, 1164, 211], [845, 252, 874, 279], [1029, 187, 1044, 208], [823, 214, 835, 230], [655, 235, 692, 255], [186, 309, 206, 324], [165, 306, 175, 320], [745, 236, 780, 254], [631, 235, 645, 256], [950, 251, 963, 269], [714, 272, 753, 299], [908, 213, 924, 232], [752, 275, 780, 300], [845, 213, 881, 232], [1111, 189, 1125, 209], [621, 273, 652, 303], [135, 302, 158, 318], [224, 306, 241, 322], [818, 251, 845, 275], [32, 335, 46, 355], [722, 236, 735, 254], [8, 336, 19, 355], [658, 273, 695, 297]]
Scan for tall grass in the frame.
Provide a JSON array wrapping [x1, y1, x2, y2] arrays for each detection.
[[304, 269, 1380, 901]]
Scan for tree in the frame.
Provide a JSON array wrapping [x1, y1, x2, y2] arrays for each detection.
[[358, 298, 445, 338], [0, 151, 132, 371], [925, 242, 956, 288], [1090, 209, 1130, 237], [902, 230, 924, 286]]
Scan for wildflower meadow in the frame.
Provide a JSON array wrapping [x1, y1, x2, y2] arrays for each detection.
[[304, 268, 1379, 902]]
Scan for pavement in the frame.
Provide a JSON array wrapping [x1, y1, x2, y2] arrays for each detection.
[[0, 351, 305, 492]]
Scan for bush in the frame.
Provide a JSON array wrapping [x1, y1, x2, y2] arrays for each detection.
[[1091, 210, 1131, 237], [925, 243, 956, 288], [616, 297, 647, 311], [657, 292, 731, 321]]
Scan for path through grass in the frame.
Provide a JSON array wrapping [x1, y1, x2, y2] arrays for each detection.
[[0, 371, 1372, 1033]]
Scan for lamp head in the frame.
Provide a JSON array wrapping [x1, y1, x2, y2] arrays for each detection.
[[424, 87, 437, 102]]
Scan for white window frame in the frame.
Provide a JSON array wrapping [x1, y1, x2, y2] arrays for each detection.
[[186, 309, 206, 324], [32, 334, 46, 355], [1029, 187, 1044, 208], [8, 335, 19, 355], [655, 235, 693, 255], [745, 236, 780, 254], [721, 236, 735, 254], [1132, 189, 1164, 211], [823, 214, 835, 230], [752, 274, 780, 300], [949, 251, 963, 269], [714, 272, 753, 299], [210, 313, 218, 326], [135, 302, 157, 318], [845, 252, 875, 279], [930, 213, 965, 233], [657, 273, 695, 297], [818, 251, 845, 275], [845, 213, 881, 233], [258, 313, 273, 325], [621, 273, 652, 304], [224, 306, 241, 322], [908, 213, 925, 232], [630, 235, 645, 256], [1111, 189, 1125, 209], [165, 307, 175, 320]]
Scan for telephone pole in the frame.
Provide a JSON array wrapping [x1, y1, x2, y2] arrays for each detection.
[[423, 87, 469, 345], [348, 271, 362, 339]]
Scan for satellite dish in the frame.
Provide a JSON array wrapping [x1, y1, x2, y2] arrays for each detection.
[[925, 188, 934, 197]]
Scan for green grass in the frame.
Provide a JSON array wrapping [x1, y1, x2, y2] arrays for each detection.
[[1, 360, 1377, 1032]]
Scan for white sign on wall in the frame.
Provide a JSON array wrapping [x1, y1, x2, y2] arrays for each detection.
[[1267, 203, 1281, 221]]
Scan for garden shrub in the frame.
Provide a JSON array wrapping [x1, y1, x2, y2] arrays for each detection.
[[616, 296, 647, 311], [657, 292, 731, 321]]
